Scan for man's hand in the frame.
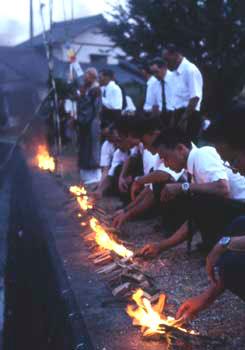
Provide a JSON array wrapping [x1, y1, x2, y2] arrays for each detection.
[[119, 176, 129, 193], [91, 190, 102, 200], [176, 294, 206, 322], [160, 183, 182, 203], [112, 210, 128, 229], [131, 179, 143, 201], [206, 243, 226, 284], [136, 243, 162, 258]]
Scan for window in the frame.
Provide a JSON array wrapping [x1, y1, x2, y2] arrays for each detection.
[[90, 54, 107, 64]]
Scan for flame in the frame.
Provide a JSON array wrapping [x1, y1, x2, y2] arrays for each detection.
[[126, 289, 198, 337], [69, 185, 93, 211], [36, 145, 55, 172], [69, 185, 87, 196], [89, 218, 133, 258], [77, 196, 93, 211]]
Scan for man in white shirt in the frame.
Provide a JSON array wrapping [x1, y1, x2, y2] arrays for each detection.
[[138, 128, 245, 258], [149, 58, 174, 112], [99, 69, 123, 129], [177, 108, 245, 323], [112, 117, 185, 229], [163, 44, 203, 141], [141, 63, 158, 113]]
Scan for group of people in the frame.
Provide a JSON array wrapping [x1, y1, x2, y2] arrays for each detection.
[[74, 44, 245, 323]]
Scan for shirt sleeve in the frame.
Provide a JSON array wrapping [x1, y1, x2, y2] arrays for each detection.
[[108, 150, 128, 176], [102, 84, 123, 110], [144, 80, 155, 111], [100, 141, 115, 167], [186, 66, 203, 100], [194, 148, 228, 183]]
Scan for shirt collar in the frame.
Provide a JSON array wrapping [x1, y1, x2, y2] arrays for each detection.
[[176, 57, 187, 75], [187, 143, 198, 175]]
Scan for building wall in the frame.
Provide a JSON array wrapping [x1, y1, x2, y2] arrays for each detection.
[[53, 27, 125, 64]]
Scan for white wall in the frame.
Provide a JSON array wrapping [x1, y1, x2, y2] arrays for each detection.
[[52, 27, 125, 64]]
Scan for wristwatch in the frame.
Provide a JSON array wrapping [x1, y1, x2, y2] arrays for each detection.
[[218, 236, 231, 247], [181, 182, 190, 194]]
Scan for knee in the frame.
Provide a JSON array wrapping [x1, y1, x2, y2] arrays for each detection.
[[226, 216, 245, 236]]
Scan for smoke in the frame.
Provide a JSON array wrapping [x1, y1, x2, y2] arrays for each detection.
[[0, 20, 26, 46]]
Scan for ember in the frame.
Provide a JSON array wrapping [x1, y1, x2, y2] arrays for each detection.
[[126, 289, 198, 337], [89, 218, 133, 258], [36, 145, 55, 172]]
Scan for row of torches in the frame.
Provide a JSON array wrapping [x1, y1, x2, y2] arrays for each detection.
[[37, 146, 198, 341]]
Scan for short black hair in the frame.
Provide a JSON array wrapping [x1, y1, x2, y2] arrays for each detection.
[[150, 57, 168, 68], [116, 113, 161, 138], [165, 43, 179, 54], [100, 69, 114, 79], [140, 63, 152, 75], [152, 128, 192, 149]]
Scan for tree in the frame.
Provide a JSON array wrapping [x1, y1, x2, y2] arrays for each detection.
[[104, 0, 245, 113]]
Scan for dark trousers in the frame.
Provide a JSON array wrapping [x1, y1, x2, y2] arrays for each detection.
[[190, 194, 245, 250], [110, 156, 143, 204], [100, 108, 121, 129], [162, 108, 202, 143], [217, 216, 245, 301]]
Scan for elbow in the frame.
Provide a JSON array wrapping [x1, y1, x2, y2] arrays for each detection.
[[217, 180, 230, 198]]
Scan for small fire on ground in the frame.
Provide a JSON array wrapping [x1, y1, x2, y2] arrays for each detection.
[[127, 289, 198, 338], [69, 185, 87, 197], [89, 218, 133, 259], [36, 145, 55, 172], [69, 185, 93, 211]]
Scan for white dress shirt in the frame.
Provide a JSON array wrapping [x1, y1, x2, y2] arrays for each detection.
[[149, 70, 175, 111], [102, 81, 123, 110], [187, 146, 245, 201], [143, 75, 158, 112], [171, 57, 203, 111], [100, 141, 115, 168], [108, 149, 129, 176]]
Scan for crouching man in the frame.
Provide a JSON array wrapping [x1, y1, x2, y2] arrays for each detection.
[[138, 128, 245, 258], [176, 216, 245, 322], [112, 115, 183, 229]]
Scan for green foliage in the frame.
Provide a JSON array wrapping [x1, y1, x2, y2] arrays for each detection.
[[104, 0, 245, 112]]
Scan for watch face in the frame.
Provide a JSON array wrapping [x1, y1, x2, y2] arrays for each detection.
[[182, 182, 190, 192], [220, 236, 231, 246]]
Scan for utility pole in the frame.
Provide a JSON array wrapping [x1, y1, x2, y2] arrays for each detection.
[[49, 0, 53, 30], [30, 0, 34, 44], [71, 0, 74, 21]]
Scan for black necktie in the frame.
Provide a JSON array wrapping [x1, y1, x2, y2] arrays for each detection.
[[161, 80, 167, 112]]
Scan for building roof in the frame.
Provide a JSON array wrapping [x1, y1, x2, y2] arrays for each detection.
[[18, 14, 106, 48], [0, 45, 143, 89], [0, 47, 49, 85], [81, 62, 144, 85]]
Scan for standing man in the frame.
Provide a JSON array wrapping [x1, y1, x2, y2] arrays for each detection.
[[149, 58, 174, 125], [140, 63, 157, 113], [77, 68, 101, 184], [99, 69, 123, 129], [163, 44, 203, 141]]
